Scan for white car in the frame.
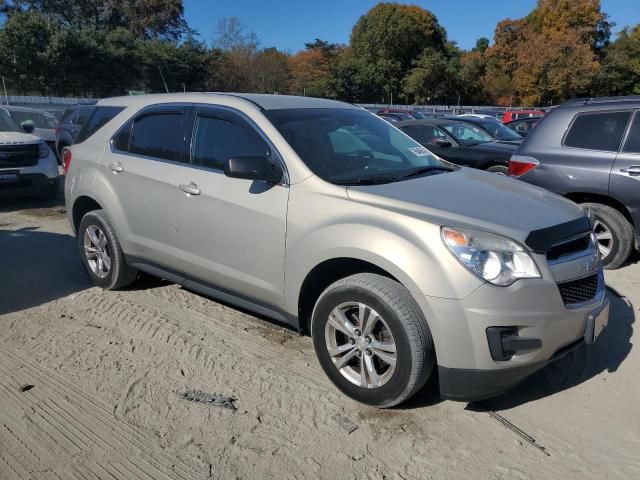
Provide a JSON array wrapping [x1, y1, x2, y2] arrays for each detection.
[[0, 109, 59, 199]]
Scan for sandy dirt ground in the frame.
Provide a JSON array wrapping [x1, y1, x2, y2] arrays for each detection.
[[0, 194, 639, 480]]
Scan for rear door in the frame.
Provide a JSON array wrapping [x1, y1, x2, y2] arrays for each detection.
[[611, 110, 640, 231], [174, 106, 289, 307], [101, 104, 191, 270]]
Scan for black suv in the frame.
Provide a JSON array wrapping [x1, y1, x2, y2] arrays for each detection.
[[509, 96, 640, 269]]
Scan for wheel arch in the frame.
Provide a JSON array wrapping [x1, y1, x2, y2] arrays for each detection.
[[72, 196, 103, 234], [565, 192, 635, 227], [296, 256, 412, 335]]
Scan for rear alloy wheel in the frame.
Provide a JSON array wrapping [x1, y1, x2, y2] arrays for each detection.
[[312, 273, 435, 408], [583, 202, 634, 270], [78, 210, 138, 289]]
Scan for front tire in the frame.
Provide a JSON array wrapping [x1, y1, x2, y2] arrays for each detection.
[[78, 210, 138, 289], [583, 202, 634, 270], [311, 273, 435, 408]]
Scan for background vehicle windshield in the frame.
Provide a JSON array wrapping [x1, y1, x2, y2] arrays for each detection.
[[478, 120, 522, 141], [441, 123, 493, 145], [266, 108, 445, 184], [0, 111, 20, 132]]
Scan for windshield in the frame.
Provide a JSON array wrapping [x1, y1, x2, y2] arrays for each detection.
[[479, 120, 522, 141], [0, 111, 20, 132], [266, 108, 448, 184], [441, 123, 493, 145]]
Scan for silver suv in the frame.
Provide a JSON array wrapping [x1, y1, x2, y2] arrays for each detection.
[[65, 94, 608, 407]]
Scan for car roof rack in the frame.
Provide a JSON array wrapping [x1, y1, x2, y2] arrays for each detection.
[[562, 95, 640, 107]]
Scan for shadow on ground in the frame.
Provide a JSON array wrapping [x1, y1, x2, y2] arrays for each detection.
[[0, 226, 90, 315], [475, 288, 634, 412]]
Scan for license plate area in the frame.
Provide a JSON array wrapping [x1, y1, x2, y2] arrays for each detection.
[[585, 301, 609, 344], [0, 170, 19, 183]]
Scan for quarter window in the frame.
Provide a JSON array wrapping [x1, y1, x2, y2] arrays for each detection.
[[127, 112, 186, 162], [622, 113, 640, 154], [192, 114, 268, 171], [564, 111, 631, 152]]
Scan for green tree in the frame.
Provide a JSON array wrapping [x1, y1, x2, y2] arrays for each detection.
[[349, 2, 447, 101], [595, 26, 640, 95]]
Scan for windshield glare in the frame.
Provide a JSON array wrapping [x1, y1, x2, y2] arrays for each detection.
[[266, 108, 446, 184], [441, 123, 493, 145], [0, 111, 20, 132]]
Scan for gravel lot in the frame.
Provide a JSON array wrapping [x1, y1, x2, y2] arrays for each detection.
[[1, 193, 639, 479]]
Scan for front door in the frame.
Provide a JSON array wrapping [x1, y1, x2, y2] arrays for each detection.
[[175, 106, 289, 307]]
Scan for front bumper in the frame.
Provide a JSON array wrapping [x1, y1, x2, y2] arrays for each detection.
[[0, 149, 59, 198], [414, 269, 608, 401]]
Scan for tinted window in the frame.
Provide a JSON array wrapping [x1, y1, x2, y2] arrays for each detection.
[[75, 107, 93, 126], [113, 122, 132, 151], [192, 114, 268, 171], [76, 106, 124, 143], [128, 113, 186, 162], [564, 111, 631, 152], [622, 113, 640, 154], [59, 108, 76, 124]]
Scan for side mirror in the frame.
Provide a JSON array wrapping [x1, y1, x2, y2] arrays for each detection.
[[430, 138, 452, 148], [21, 121, 35, 134], [224, 155, 283, 183]]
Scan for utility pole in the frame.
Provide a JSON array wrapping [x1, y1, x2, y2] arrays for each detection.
[[157, 66, 169, 93], [2, 76, 8, 105]]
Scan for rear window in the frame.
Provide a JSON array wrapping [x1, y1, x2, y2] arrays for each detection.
[[126, 112, 187, 162], [76, 106, 124, 143], [75, 107, 93, 126], [564, 111, 631, 152]]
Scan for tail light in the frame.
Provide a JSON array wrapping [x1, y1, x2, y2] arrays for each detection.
[[508, 155, 539, 177], [62, 149, 72, 174]]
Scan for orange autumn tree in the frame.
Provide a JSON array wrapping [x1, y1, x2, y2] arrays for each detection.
[[484, 0, 610, 105]]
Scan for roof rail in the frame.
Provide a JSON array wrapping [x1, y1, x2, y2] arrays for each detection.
[[561, 95, 640, 107]]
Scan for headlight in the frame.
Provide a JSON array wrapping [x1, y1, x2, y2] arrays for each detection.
[[441, 226, 540, 286], [38, 143, 50, 159]]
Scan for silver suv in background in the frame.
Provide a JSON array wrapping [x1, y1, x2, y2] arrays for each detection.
[[65, 93, 608, 407], [509, 96, 640, 269]]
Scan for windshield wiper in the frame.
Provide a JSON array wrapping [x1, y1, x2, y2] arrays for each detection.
[[395, 166, 453, 180]]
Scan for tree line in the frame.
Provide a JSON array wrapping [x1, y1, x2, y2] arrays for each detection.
[[1, 0, 639, 106]]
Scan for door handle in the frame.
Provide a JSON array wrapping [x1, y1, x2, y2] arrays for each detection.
[[179, 182, 201, 196], [108, 162, 124, 173], [620, 165, 640, 176]]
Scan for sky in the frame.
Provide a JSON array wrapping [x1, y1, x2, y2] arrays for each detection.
[[183, 0, 640, 52]]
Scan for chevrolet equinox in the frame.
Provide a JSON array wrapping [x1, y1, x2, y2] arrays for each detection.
[[65, 94, 609, 407]]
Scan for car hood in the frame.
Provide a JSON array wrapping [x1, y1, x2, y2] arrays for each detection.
[[468, 141, 519, 154], [0, 131, 42, 145], [346, 167, 586, 245]]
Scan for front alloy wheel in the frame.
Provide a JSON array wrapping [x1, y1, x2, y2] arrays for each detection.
[[312, 273, 435, 408]]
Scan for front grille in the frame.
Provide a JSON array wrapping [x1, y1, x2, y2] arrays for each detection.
[[558, 274, 598, 305], [547, 234, 591, 261], [0, 144, 39, 167]]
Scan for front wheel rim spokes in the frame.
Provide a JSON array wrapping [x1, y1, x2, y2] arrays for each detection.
[[325, 302, 397, 388]]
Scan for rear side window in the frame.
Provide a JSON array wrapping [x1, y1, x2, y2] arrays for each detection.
[[59, 108, 76, 124], [76, 106, 124, 143], [401, 125, 446, 144], [622, 113, 640, 154], [128, 112, 187, 162], [192, 113, 268, 171], [75, 107, 93, 126], [564, 111, 631, 152]]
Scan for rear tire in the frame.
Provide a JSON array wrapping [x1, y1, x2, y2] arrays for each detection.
[[583, 202, 633, 270], [311, 273, 435, 408], [78, 210, 137, 289]]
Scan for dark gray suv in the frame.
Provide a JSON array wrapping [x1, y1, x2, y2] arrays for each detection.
[[509, 96, 640, 269]]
